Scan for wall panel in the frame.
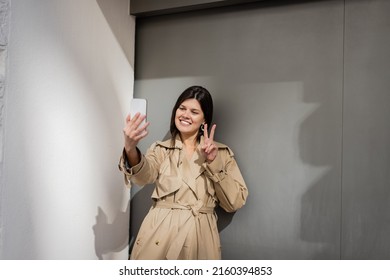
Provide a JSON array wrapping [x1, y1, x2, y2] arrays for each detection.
[[132, 0, 344, 259], [342, 0, 390, 259]]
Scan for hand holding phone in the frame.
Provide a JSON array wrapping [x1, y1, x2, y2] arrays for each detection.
[[123, 98, 149, 166], [130, 98, 147, 124], [124, 98, 149, 155]]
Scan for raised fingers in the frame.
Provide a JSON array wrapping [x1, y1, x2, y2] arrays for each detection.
[[204, 143, 216, 154], [125, 114, 131, 124], [135, 121, 150, 138], [130, 113, 146, 127], [124, 113, 148, 136], [203, 123, 216, 142], [203, 123, 209, 139], [132, 125, 149, 141], [209, 124, 216, 141], [125, 113, 145, 131]]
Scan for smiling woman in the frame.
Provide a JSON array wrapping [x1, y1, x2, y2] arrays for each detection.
[[119, 85, 248, 260], [176, 100, 204, 137]]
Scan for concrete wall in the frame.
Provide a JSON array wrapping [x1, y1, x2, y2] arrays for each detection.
[[0, 0, 10, 257], [3, 0, 389, 260], [1, 0, 135, 259], [342, 0, 390, 259], [132, 0, 390, 259]]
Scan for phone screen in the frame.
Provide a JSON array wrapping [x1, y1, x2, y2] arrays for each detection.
[[130, 98, 147, 124]]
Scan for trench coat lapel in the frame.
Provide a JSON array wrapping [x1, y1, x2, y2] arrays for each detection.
[[180, 137, 206, 198]]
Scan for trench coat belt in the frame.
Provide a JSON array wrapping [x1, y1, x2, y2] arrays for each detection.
[[153, 200, 214, 216], [153, 200, 214, 260]]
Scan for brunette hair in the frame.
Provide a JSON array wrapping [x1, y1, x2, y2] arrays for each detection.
[[170, 86, 213, 143]]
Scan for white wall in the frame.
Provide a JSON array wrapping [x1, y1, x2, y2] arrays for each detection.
[[1, 0, 135, 259]]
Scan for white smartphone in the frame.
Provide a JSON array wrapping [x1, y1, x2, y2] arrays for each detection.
[[130, 98, 147, 125]]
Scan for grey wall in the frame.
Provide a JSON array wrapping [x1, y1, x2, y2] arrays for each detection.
[[131, 0, 390, 259], [342, 0, 390, 259]]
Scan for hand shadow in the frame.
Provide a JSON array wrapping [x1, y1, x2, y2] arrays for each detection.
[[93, 202, 130, 260]]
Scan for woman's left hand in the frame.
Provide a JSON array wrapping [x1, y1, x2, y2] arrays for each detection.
[[202, 123, 218, 163]]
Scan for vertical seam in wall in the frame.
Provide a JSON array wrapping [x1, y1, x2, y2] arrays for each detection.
[[0, 0, 11, 258], [340, 0, 346, 261]]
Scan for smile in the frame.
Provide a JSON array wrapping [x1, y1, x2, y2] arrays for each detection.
[[179, 119, 192, 125]]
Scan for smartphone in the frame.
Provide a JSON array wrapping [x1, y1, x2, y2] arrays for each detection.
[[130, 98, 147, 125]]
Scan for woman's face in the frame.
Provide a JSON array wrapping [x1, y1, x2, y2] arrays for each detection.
[[175, 98, 205, 139]]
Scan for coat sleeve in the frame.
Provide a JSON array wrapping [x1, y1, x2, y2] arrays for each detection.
[[118, 143, 164, 187], [203, 147, 248, 213]]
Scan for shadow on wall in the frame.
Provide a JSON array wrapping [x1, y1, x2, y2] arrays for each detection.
[[90, 0, 135, 260], [93, 202, 130, 260], [129, 184, 154, 252], [129, 0, 345, 259], [299, 94, 342, 259], [96, 0, 135, 68]]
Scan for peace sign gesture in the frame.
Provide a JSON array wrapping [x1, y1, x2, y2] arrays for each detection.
[[201, 123, 218, 163]]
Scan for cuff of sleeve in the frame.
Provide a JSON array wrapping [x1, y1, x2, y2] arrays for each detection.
[[119, 148, 144, 176], [203, 155, 225, 183]]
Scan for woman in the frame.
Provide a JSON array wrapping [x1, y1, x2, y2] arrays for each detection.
[[119, 86, 248, 260]]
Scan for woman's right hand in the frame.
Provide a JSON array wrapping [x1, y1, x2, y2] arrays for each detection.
[[123, 113, 150, 154]]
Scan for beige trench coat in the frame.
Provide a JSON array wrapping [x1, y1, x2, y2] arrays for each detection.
[[118, 136, 248, 260]]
